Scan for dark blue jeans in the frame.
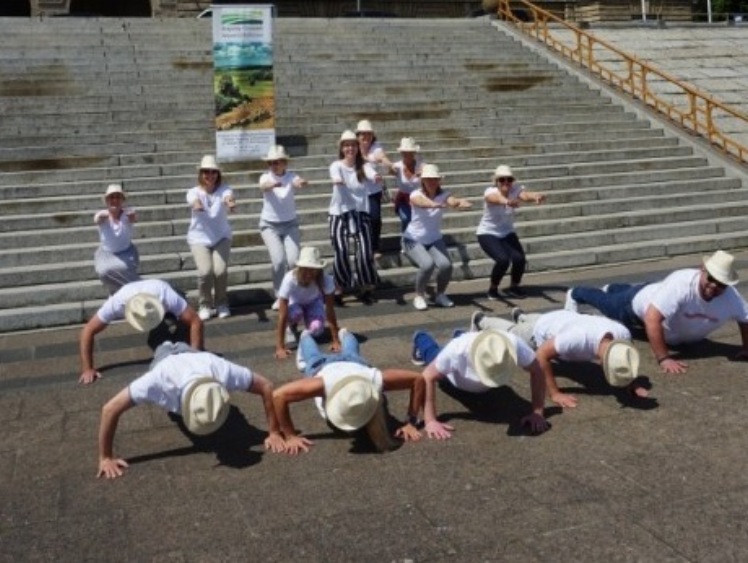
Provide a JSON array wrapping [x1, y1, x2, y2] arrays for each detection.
[[477, 232, 526, 287], [571, 283, 647, 328]]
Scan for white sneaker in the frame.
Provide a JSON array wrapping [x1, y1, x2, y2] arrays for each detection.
[[271, 298, 280, 311], [564, 289, 579, 312], [296, 346, 307, 372], [198, 306, 212, 321], [470, 310, 484, 332], [413, 295, 428, 311], [433, 293, 454, 308], [285, 325, 298, 349], [601, 284, 610, 293], [216, 305, 231, 319], [338, 327, 351, 342]]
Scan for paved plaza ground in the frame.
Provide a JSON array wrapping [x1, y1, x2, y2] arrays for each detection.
[[2, 250, 748, 561]]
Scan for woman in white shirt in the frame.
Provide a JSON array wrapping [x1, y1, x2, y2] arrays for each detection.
[[186, 155, 236, 321], [356, 119, 392, 259], [389, 137, 423, 233], [476, 165, 545, 301], [328, 130, 381, 304], [402, 164, 472, 311], [93, 183, 140, 294], [258, 145, 308, 310]]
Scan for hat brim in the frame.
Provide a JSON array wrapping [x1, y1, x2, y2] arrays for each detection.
[[296, 260, 327, 269], [180, 376, 229, 435], [470, 329, 517, 388], [602, 339, 639, 387], [325, 375, 380, 431]]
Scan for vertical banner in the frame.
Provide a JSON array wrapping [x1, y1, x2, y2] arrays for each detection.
[[212, 4, 275, 162]]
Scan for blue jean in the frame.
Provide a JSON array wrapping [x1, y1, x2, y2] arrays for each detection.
[[299, 329, 370, 376], [571, 283, 647, 328]]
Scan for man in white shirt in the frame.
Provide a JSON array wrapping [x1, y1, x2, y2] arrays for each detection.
[[411, 328, 550, 440], [565, 250, 748, 374], [79, 279, 204, 384], [97, 345, 285, 479], [472, 309, 646, 408]]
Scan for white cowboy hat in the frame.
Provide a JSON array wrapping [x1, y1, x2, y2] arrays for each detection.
[[180, 376, 230, 435], [339, 130, 358, 144], [470, 329, 518, 387], [602, 339, 640, 388], [325, 375, 381, 431], [355, 119, 374, 134], [703, 250, 739, 286], [124, 293, 165, 332], [492, 165, 514, 181], [296, 246, 327, 269], [262, 145, 290, 162], [197, 155, 221, 171], [397, 137, 420, 153], [420, 164, 442, 179], [103, 184, 125, 202]]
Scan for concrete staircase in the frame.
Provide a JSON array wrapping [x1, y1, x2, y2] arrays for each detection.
[[1, 16, 747, 332]]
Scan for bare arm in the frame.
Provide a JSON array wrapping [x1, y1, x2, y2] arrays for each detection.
[[421, 362, 453, 439], [518, 189, 545, 204], [445, 195, 472, 209], [272, 377, 324, 454], [522, 360, 551, 434], [247, 373, 285, 453], [381, 368, 425, 442], [535, 340, 577, 408], [179, 307, 204, 350], [97, 388, 134, 479], [79, 316, 108, 384], [275, 299, 291, 359], [644, 305, 687, 373], [324, 294, 341, 352]]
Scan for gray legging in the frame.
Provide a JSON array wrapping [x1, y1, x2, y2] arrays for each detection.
[[259, 218, 300, 296], [402, 236, 452, 295], [478, 312, 542, 349]]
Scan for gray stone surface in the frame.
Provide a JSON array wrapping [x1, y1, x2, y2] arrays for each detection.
[[2, 251, 748, 560]]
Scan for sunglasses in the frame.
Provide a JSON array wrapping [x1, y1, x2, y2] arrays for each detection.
[[706, 273, 727, 289], [497, 177, 514, 184]]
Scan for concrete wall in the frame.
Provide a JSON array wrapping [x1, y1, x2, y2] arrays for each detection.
[[572, 0, 692, 22]]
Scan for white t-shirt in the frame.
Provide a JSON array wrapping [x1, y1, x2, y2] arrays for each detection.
[[95, 210, 135, 253], [632, 268, 748, 344], [314, 361, 384, 419], [403, 189, 451, 245], [434, 331, 535, 393], [362, 141, 386, 195], [328, 160, 377, 215], [128, 352, 253, 413], [258, 170, 299, 223], [476, 184, 524, 238], [277, 270, 336, 305], [96, 279, 188, 324], [186, 184, 234, 246], [532, 310, 631, 362]]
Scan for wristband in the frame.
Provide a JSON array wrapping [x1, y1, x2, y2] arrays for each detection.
[[407, 414, 423, 428]]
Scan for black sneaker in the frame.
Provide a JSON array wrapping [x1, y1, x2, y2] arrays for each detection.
[[506, 286, 527, 299], [486, 288, 501, 300], [511, 307, 525, 323]]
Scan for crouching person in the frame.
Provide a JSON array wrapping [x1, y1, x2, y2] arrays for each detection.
[[97, 343, 285, 479], [412, 328, 550, 439], [273, 328, 424, 454]]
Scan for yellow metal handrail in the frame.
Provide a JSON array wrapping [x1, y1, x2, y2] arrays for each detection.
[[497, 0, 748, 164]]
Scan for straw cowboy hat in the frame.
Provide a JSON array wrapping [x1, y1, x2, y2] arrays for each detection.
[[397, 137, 420, 153], [470, 329, 518, 387], [355, 119, 374, 134], [492, 165, 514, 181], [602, 339, 640, 388], [296, 246, 327, 269], [420, 164, 442, 179], [103, 184, 125, 202], [703, 250, 739, 286], [262, 145, 290, 162], [124, 293, 165, 332], [339, 129, 357, 144], [325, 375, 381, 431], [180, 376, 231, 435], [197, 155, 221, 171]]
